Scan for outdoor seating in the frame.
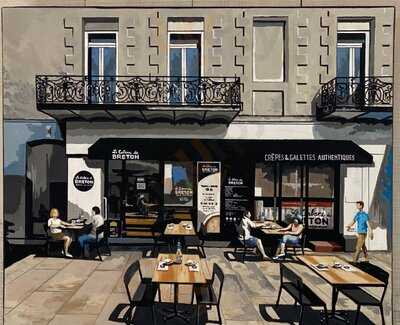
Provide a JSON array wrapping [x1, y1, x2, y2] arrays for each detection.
[[42, 224, 64, 256], [194, 263, 224, 325], [232, 223, 258, 263], [123, 260, 158, 325], [284, 232, 307, 256], [87, 224, 111, 261], [276, 263, 329, 325], [151, 219, 164, 257], [341, 262, 389, 325]]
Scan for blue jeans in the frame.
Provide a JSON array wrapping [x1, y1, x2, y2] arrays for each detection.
[[78, 234, 96, 249], [244, 236, 257, 247], [281, 235, 301, 246]]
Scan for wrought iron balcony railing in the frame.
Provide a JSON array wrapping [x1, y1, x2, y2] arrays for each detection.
[[36, 75, 242, 108], [317, 76, 393, 123]]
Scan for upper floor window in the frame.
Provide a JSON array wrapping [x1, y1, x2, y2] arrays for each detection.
[[168, 33, 202, 104], [85, 32, 117, 103]]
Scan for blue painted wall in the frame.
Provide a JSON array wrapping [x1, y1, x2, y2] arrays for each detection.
[[4, 120, 63, 238]]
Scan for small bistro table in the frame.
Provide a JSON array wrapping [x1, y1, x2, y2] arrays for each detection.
[[152, 253, 212, 322], [296, 255, 384, 322], [164, 221, 197, 251]]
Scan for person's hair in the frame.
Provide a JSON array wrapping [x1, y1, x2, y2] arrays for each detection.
[[92, 206, 100, 215], [356, 201, 364, 208], [49, 208, 59, 218]]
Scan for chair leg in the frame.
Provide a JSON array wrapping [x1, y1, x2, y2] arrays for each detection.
[[354, 305, 361, 324], [196, 304, 200, 325], [201, 246, 206, 258], [276, 286, 282, 306], [379, 305, 385, 325], [302, 246, 305, 255], [217, 304, 222, 324], [151, 304, 156, 325], [96, 244, 102, 261], [299, 305, 304, 325]]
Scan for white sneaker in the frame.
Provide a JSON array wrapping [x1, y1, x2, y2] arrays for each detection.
[[65, 252, 73, 258]]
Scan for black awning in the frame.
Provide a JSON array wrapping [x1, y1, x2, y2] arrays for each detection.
[[88, 138, 373, 165]]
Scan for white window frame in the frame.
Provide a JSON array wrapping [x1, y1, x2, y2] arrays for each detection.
[[167, 31, 204, 104], [252, 20, 285, 83], [84, 31, 118, 103], [336, 30, 370, 78]]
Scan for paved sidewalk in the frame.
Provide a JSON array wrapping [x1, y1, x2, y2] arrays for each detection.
[[5, 247, 392, 324]]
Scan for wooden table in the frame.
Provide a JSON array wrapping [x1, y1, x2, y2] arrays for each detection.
[[164, 221, 196, 236], [258, 221, 284, 236], [152, 253, 210, 322], [297, 255, 384, 322]]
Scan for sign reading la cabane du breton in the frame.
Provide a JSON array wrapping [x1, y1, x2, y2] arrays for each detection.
[[73, 171, 94, 192], [197, 162, 221, 234], [111, 149, 140, 160]]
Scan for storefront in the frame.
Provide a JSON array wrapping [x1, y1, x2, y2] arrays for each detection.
[[83, 138, 372, 241]]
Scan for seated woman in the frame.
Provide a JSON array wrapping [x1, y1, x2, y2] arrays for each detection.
[[273, 216, 304, 260], [47, 208, 73, 258], [239, 211, 269, 260]]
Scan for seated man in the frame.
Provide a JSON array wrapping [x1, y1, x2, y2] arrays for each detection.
[[239, 210, 269, 260], [273, 216, 304, 260], [78, 206, 104, 257]]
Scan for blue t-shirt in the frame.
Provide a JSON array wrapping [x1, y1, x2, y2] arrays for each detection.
[[354, 211, 369, 234]]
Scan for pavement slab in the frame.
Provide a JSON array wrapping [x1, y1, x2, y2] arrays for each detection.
[[48, 314, 98, 325], [35, 257, 72, 270], [5, 255, 44, 284]]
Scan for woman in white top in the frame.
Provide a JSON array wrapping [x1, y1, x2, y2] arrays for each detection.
[[47, 208, 73, 258], [240, 211, 269, 260]]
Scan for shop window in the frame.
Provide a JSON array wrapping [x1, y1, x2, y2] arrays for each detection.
[[281, 165, 302, 197], [108, 160, 122, 220], [255, 164, 275, 197], [164, 162, 194, 207], [281, 201, 305, 225], [308, 165, 334, 198], [307, 201, 334, 230]]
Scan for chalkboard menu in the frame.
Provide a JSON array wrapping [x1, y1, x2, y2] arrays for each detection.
[[224, 176, 250, 223]]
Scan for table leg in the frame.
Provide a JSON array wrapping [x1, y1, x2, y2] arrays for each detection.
[[326, 286, 349, 323], [161, 284, 192, 323]]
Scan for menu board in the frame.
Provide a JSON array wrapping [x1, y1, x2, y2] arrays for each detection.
[[224, 176, 250, 223], [197, 162, 221, 233]]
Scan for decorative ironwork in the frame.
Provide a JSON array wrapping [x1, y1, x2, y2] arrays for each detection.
[[317, 76, 393, 118], [36, 75, 242, 108]]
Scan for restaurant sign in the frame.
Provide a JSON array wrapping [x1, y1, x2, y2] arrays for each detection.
[[264, 153, 355, 162], [197, 162, 221, 233], [73, 171, 94, 192], [111, 149, 140, 160], [308, 201, 334, 230]]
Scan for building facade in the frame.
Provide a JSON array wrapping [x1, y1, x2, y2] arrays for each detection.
[[3, 4, 393, 250]]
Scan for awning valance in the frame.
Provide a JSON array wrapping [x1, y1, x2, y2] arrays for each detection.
[[88, 138, 373, 165]]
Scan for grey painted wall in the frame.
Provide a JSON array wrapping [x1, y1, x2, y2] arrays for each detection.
[[2, 7, 394, 119]]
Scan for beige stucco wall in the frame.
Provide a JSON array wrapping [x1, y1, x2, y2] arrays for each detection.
[[2, 6, 394, 119]]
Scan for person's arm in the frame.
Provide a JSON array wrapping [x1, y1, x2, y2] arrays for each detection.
[[346, 218, 356, 231], [60, 220, 71, 226], [278, 224, 292, 232]]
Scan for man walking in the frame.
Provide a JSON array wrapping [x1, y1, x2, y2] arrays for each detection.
[[346, 201, 373, 263]]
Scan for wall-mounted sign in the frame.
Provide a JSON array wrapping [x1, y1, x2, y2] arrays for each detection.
[[264, 153, 355, 162], [112, 149, 140, 160], [73, 171, 94, 192], [308, 201, 334, 230], [164, 162, 194, 207], [197, 162, 221, 233], [224, 176, 250, 223]]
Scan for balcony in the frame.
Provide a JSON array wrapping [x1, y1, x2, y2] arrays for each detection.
[[36, 75, 242, 124], [316, 76, 393, 124]]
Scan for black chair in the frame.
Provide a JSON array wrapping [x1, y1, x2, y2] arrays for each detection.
[[184, 224, 206, 258], [124, 260, 158, 325], [151, 219, 164, 257], [276, 263, 329, 325], [284, 232, 307, 256], [340, 262, 389, 325], [232, 223, 258, 263], [43, 224, 65, 256], [88, 224, 111, 261], [194, 263, 224, 325]]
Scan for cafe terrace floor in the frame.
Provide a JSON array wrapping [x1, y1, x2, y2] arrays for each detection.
[[5, 246, 391, 325]]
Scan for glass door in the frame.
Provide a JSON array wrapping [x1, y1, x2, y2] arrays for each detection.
[[86, 32, 117, 103], [169, 34, 201, 104]]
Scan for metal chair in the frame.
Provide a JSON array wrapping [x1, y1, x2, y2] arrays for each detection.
[[284, 232, 307, 256], [340, 262, 389, 325], [232, 222, 258, 263], [184, 224, 207, 258], [42, 224, 64, 256], [87, 224, 111, 261], [276, 263, 329, 325], [194, 263, 224, 325], [123, 260, 158, 325]]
